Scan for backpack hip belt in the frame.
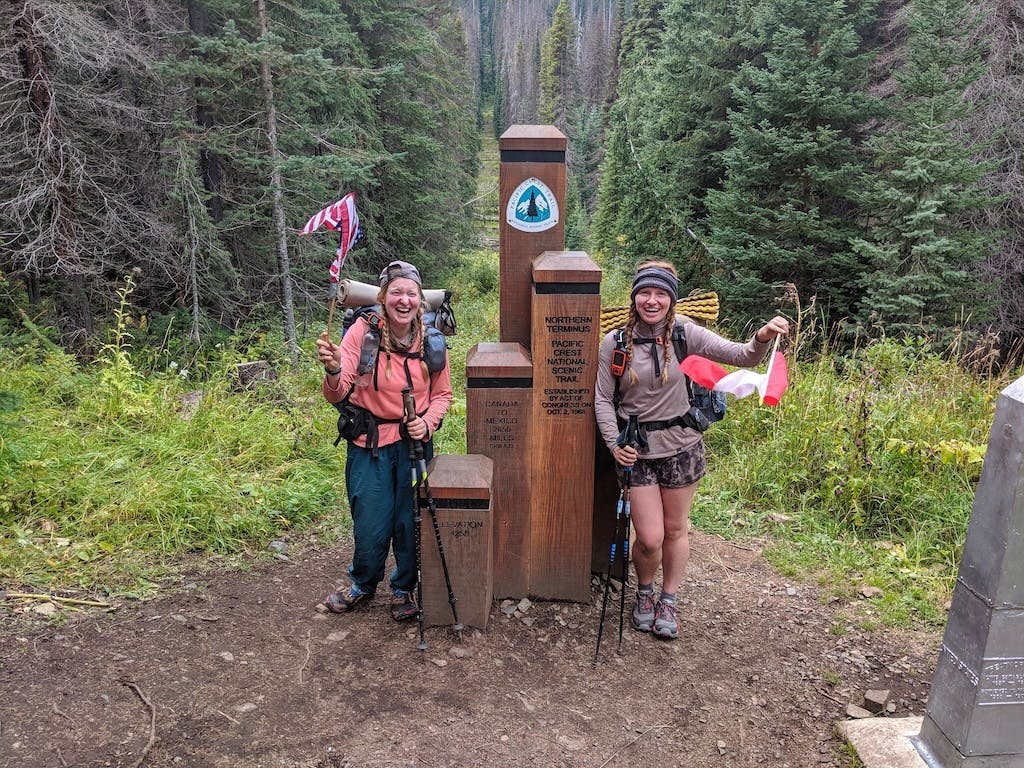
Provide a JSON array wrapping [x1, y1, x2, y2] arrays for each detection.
[[639, 413, 707, 434]]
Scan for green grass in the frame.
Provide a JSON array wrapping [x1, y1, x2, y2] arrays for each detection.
[[692, 335, 1012, 627], [0, 264, 501, 599], [0, 340, 348, 597]]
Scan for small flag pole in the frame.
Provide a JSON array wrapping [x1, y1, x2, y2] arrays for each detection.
[[761, 335, 782, 404], [326, 282, 339, 340]]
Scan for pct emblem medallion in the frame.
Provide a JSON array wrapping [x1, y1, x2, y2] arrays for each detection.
[[506, 177, 559, 233]]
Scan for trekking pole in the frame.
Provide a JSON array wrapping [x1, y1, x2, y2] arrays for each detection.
[[617, 472, 633, 652], [402, 388, 464, 638], [616, 415, 643, 653], [594, 414, 643, 665], [593, 480, 626, 667], [404, 400, 428, 652]]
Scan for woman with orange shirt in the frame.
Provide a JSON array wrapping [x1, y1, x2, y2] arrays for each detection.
[[315, 261, 453, 621]]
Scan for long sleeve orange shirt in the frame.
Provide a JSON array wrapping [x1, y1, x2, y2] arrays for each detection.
[[322, 315, 453, 449]]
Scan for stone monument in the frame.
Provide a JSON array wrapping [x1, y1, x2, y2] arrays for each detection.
[[914, 375, 1024, 768]]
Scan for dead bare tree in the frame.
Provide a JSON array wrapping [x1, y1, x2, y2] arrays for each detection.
[[254, 0, 298, 362], [960, 0, 1024, 341], [1, 0, 176, 345]]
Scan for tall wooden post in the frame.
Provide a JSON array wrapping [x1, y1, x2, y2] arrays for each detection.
[[498, 125, 566, 348]]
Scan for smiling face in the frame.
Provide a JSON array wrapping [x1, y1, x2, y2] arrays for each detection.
[[382, 277, 421, 335], [633, 287, 673, 327]]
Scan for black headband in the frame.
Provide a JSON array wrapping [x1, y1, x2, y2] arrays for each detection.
[[631, 267, 678, 305]]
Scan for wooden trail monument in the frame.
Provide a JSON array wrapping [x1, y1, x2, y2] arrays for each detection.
[[467, 125, 600, 601]]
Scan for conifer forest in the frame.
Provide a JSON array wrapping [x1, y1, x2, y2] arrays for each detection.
[[2, 0, 1023, 352]]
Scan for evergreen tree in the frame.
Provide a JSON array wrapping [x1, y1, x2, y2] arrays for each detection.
[[594, 0, 757, 289], [591, 0, 668, 271], [539, 0, 578, 128], [345, 0, 478, 277], [851, 0, 996, 337], [706, 0, 878, 331], [164, 0, 388, 329]]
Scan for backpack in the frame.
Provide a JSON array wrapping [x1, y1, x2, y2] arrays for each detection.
[[332, 295, 456, 452], [611, 323, 726, 434]]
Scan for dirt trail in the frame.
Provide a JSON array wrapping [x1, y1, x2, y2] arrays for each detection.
[[0, 530, 939, 768]]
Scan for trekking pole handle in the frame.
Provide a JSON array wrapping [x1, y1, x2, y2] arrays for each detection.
[[625, 414, 641, 449], [401, 387, 425, 460], [616, 413, 642, 450], [402, 387, 415, 421]]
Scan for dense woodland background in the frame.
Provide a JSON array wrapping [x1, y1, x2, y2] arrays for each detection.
[[2, 0, 1023, 351]]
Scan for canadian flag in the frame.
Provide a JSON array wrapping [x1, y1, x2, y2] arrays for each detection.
[[679, 351, 788, 406]]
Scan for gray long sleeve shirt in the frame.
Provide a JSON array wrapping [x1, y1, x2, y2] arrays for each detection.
[[594, 314, 771, 459]]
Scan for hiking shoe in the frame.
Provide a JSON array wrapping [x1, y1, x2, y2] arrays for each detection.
[[630, 589, 656, 632], [324, 585, 371, 614], [653, 599, 678, 639], [390, 590, 418, 622]]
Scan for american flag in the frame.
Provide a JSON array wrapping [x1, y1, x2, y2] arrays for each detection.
[[298, 193, 361, 280]]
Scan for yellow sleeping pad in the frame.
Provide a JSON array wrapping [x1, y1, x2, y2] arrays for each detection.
[[599, 291, 719, 335]]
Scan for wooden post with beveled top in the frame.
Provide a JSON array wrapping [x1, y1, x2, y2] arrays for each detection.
[[498, 125, 567, 349], [529, 251, 601, 601], [419, 454, 494, 631], [466, 342, 533, 598]]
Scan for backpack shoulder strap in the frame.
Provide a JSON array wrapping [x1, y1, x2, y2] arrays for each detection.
[[611, 328, 627, 412], [671, 323, 696, 399], [670, 323, 687, 362]]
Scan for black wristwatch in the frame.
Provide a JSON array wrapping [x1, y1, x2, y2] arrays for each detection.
[[324, 365, 342, 376]]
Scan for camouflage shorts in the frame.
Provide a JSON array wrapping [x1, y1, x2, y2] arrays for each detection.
[[623, 440, 707, 489]]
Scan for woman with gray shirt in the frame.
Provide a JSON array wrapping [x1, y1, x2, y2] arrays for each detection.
[[594, 262, 789, 639]]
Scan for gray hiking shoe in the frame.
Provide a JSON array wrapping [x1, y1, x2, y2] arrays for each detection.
[[653, 599, 678, 639], [631, 589, 656, 632]]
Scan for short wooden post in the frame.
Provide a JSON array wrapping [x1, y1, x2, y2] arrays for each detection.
[[419, 454, 494, 630]]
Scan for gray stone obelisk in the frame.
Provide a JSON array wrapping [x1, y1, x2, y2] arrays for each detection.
[[915, 375, 1024, 768]]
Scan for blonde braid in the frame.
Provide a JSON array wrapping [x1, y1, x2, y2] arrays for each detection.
[[415, 303, 428, 380], [380, 320, 394, 380], [661, 313, 674, 383], [625, 307, 639, 385]]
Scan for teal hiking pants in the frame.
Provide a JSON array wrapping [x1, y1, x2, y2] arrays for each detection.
[[345, 438, 433, 595]]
